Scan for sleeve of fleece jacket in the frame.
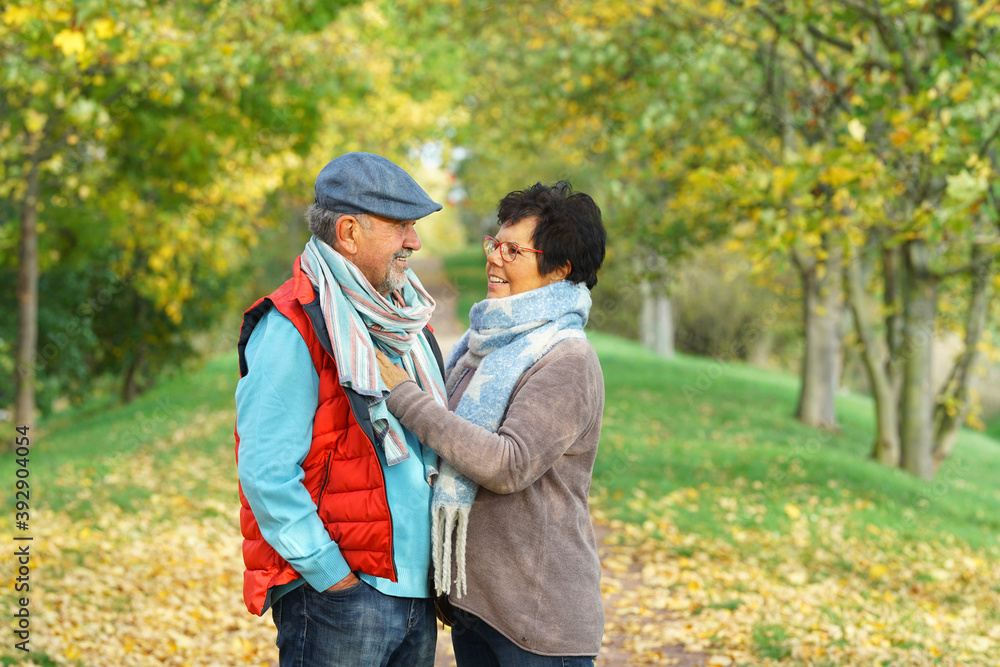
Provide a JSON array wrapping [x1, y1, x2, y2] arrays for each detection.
[[385, 340, 602, 495], [236, 308, 353, 591]]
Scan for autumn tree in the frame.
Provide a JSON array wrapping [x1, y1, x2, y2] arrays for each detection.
[[410, 0, 1000, 479], [836, 0, 1000, 477], [709, 0, 1000, 476], [392, 0, 759, 358], [1, 0, 362, 427]]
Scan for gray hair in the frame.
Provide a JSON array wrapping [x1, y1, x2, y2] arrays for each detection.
[[305, 204, 371, 246]]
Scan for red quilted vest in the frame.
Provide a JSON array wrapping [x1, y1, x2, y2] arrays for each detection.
[[235, 257, 395, 616]]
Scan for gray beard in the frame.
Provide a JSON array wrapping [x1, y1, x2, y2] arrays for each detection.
[[379, 250, 412, 295]]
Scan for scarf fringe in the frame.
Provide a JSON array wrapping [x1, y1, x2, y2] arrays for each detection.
[[432, 504, 470, 598]]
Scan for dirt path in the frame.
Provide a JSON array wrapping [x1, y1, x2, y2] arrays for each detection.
[[414, 255, 710, 666]]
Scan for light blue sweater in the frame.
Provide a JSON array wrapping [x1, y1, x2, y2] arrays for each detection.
[[236, 308, 434, 608]]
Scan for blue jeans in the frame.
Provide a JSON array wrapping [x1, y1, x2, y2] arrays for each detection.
[[451, 608, 597, 667], [271, 581, 436, 667]]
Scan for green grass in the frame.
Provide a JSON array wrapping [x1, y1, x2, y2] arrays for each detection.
[[1, 654, 60, 667], [0, 353, 239, 518], [987, 413, 1000, 442], [589, 332, 1000, 552], [753, 623, 793, 660]]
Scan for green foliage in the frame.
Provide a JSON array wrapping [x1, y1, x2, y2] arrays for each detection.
[[441, 249, 488, 328], [671, 247, 800, 363], [1, 0, 366, 407], [586, 258, 642, 341]]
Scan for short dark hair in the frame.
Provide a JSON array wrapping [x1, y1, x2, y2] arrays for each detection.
[[496, 181, 606, 289]]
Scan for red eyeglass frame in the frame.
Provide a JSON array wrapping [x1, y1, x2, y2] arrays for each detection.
[[482, 235, 544, 262]]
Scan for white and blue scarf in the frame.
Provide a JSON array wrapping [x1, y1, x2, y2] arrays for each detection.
[[299, 237, 447, 467], [434, 280, 592, 597]]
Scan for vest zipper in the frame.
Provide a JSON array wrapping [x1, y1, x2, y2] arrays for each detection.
[[316, 452, 333, 509], [371, 446, 397, 580]]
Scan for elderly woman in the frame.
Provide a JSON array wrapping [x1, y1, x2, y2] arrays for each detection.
[[376, 181, 606, 666]]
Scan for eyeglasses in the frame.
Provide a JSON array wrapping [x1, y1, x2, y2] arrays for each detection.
[[483, 235, 544, 262]]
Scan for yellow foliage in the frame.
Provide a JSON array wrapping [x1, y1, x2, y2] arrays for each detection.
[[847, 118, 866, 142], [53, 28, 86, 57], [1, 5, 33, 26], [890, 127, 911, 147], [23, 109, 47, 133], [969, 0, 999, 22], [950, 80, 973, 103], [46, 7, 72, 22], [732, 221, 756, 238], [93, 17, 115, 40], [705, 0, 729, 18], [801, 231, 822, 248], [912, 128, 936, 152], [822, 165, 856, 188], [771, 166, 796, 200]]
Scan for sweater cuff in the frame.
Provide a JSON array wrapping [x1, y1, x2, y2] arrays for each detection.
[[386, 380, 423, 411], [293, 547, 354, 592]]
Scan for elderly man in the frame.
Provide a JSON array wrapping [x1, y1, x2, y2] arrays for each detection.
[[235, 152, 447, 666]]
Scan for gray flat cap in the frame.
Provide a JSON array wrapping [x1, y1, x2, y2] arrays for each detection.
[[314, 152, 443, 220]]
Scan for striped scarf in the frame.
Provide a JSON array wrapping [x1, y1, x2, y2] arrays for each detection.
[[299, 236, 447, 466], [434, 280, 592, 597]]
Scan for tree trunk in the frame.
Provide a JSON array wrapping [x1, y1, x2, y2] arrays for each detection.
[[883, 244, 905, 379], [639, 280, 653, 348], [747, 328, 775, 366], [639, 278, 675, 358], [14, 155, 42, 438], [882, 242, 906, 429], [122, 344, 145, 404], [793, 240, 842, 429], [899, 240, 938, 480], [845, 248, 901, 465], [932, 243, 994, 470]]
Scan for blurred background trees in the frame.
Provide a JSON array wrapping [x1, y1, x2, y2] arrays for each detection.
[[2, 0, 998, 479]]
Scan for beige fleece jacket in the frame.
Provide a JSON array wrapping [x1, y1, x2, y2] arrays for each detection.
[[386, 337, 605, 656]]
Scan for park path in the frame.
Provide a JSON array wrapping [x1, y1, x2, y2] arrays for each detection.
[[411, 255, 710, 667], [409, 255, 465, 360]]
